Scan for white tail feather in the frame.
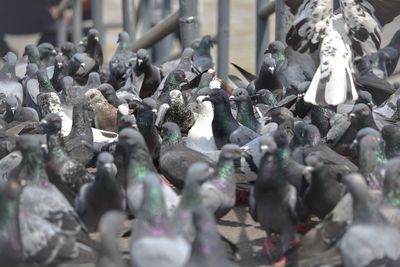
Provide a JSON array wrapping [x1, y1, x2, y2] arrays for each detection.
[[304, 65, 321, 105]]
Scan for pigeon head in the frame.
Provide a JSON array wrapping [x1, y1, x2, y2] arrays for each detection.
[[117, 31, 130, 44], [169, 89, 184, 104], [23, 44, 40, 64], [351, 127, 382, 156], [16, 134, 42, 153], [118, 115, 137, 131], [273, 131, 289, 148], [230, 88, 249, 102], [61, 42, 77, 59], [136, 49, 149, 68], [186, 162, 214, 186], [87, 28, 100, 42], [202, 88, 229, 105], [160, 122, 182, 141], [38, 42, 57, 58], [86, 88, 107, 106], [383, 158, 400, 207], [5, 96, 19, 113], [182, 47, 195, 60], [265, 41, 286, 55], [36, 69, 53, 91], [141, 98, 157, 112], [40, 113, 62, 134], [355, 90, 374, 109], [220, 144, 242, 160], [96, 152, 118, 178], [3, 52, 17, 66], [171, 69, 187, 84], [305, 154, 325, 171], [259, 135, 277, 154], [262, 56, 277, 74], [54, 55, 64, 69], [266, 107, 293, 125], [98, 83, 115, 99], [198, 35, 214, 51], [251, 89, 277, 106], [349, 103, 373, 123], [60, 76, 74, 92], [118, 128, 146, 148]]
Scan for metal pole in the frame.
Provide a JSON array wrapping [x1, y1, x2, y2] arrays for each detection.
[[72, 0, 83, 43], [129, 10, 180, 51], [179, 0, 199, 48], [122, 0, 135, 41], [153, 0, 173, 62], [275, 0, 286, 42], [141, 0, 152, 33], [256, 0, 269, 72], [91, 0, 104, 44], [56, 17, 67, 47], [217, 0, 230, 82]]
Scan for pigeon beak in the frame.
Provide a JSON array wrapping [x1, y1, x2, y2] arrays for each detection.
[[264, 48, 271, 54], [229, 95, 235, 101], [137, 59, 143, 67], [151, 108, 157, 115], [80, 62, 86, 70], [349, 113, 356, 118], [264, 116, 272, 125], [304, 166, 314, 173], [39, 119, 49, 127], [268, 66, 275, 73], [57, 62, 63, 68], [202, 96, 211, 102], [95, 36, 100, 41], [52, 49, 57, 55], [10, 107, 16, 114], [260, 144, 271, 153]]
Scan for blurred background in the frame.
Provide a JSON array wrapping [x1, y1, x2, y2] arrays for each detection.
[[1, 0, 399, 78]]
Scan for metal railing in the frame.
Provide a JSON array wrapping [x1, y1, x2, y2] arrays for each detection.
[[55, 0, 280, 82]]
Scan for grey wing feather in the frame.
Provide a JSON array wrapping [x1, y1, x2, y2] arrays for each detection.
[[230, 125, 260, 147]]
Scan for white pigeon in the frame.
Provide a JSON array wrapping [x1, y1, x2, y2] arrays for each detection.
[[287, 0, 382, 106], [186, 95, 217, 153]]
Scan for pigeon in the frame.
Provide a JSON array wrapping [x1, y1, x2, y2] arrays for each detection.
[[230, 88, 261, 133], [136, 97, 161, 161], [135, 48, 162, 99], [249, 133, 299, 262], [85, 28, 103, 71], [265, 41, 316, 94], [382, 124, 400, 158], [116, 128, 179, 215], [159, 122, 215, 190], [185, 206, 238, 267], [357, 134, 386, 189], [186, 95, 217, 153], [23, 44, 42, 67], [8, 135, 89, 265], [37, 42, 57, 68], [130, 172, 190, 267], [85, 88, 118, 132], [108, 31, 136, 90], [376, 29, 400, 77], [75, 152, 126, 232], [201, 144, 242, 218], [354, 56, 395, 105], [63, 98, 94, 166], [192, 35, 214, 72], [203, 88, 260, 149], [0, 52, 23, 104], [3, 95, 39, 124], [338, 173, 400, 267], [41, 113, 94, 205], [50, 54, 67, 92], [98, 83, 124, 108], [96, 211, 127, 267], [61, 42, 77, 61], [156, 69, 188, 107], [173, 162, 214, 240], [265, 107, 295, 141], [303, 153, 347, 219], [160, 89, 195, 133]]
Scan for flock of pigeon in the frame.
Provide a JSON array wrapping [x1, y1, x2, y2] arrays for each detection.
[[1, 0, 400, 266]]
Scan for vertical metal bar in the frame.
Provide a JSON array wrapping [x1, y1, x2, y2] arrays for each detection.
[[56, 17, 67, 47], [179, 0, 199, 48], [72, 0, 83, 43], [275, 0, 286, 42], [141, 0, 152, 33], [256, 0, 269, 72], [217, 0, 230, 81], [91, 0, 104, 44], [122, 0, 135, 41], [153, 0, 172, 62]]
